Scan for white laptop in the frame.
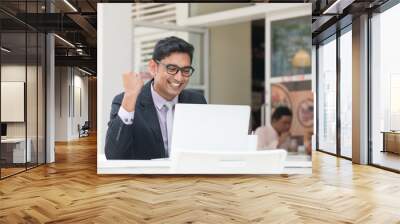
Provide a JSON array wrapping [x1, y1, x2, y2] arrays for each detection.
[[170, 104, 287, 174], [171, 104, 251, 152]]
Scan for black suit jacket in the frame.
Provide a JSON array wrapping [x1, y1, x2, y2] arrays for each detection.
[[105, 81, 207, 160]]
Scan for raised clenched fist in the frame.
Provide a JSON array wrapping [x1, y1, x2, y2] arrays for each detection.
[[121, 72, 144, 112]]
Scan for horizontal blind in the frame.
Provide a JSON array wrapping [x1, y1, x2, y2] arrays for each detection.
[[132, 3, 177, 24]]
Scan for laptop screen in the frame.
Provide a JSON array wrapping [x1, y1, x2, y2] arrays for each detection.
[[171, 104, 251, 153]]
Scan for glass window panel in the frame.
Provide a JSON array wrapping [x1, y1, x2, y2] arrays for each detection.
[[371, 4, 400, 171], [339, 29, 352, 158], [318, 36, 337, 154], [270, 81, 313, 154], [271, 16, 312, 78], [268, 16, 313, 156]]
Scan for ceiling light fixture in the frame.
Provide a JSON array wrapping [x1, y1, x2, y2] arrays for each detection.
[[323, 0, 354, 15], [78, 67, 93, 76], [1, 47, 11, 53], [54, 34, 75, 48], [323, 0, 341, 14], [63, 0, 78, 12]]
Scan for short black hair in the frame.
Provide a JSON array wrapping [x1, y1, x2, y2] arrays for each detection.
[[271, 106, 292, 122], [152, 36, 194, 63]]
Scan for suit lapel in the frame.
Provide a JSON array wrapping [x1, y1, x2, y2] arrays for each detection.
[[138, 82, 164, 148], [178, 90, 187, 103], [138, 81, 188, 157]]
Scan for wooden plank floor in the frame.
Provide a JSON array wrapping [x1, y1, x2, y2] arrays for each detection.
[[1, 135, 400, 223], [1, 167, 26, 178]]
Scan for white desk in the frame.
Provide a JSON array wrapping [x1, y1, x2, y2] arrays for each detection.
[[284, 152, 312, 174], [1, 138, 31, 163], [97, 153, 312, 175]]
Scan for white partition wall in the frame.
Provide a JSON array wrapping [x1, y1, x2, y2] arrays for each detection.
[[97, 4, 133, 154]]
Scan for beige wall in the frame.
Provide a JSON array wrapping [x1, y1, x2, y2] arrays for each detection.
[[54, 67, 69, 141], [1, 64, 45, 163], [1, 65, 41, 139], [54, 67, 89, 141], [72, 72, 89, 138], [209, 22, 251, 106]]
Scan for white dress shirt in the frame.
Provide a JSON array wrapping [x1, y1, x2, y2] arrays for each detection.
[[255, 123, 279, 149], [255, 124, 292, 150]]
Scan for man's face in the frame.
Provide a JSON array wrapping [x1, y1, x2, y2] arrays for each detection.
[[273, 115, 292, 134], [149, 52, 191, 101]]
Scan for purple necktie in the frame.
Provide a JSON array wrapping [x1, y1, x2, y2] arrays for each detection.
[[165, 102, 174, 156]]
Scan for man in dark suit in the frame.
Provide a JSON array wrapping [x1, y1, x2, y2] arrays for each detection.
[[105, 36, 207, 160]]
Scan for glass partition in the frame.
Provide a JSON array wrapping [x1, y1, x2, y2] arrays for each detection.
[[271, 16, 312, 78], [27, 31, 38, 169], [1, 31, 28, 177], [38, 32, 45, 165], [0, 2, 46, 179], [269, 16, 313, 156]]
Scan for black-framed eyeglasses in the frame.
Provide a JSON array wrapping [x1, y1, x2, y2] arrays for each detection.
[[155, 60, 195, 77]]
